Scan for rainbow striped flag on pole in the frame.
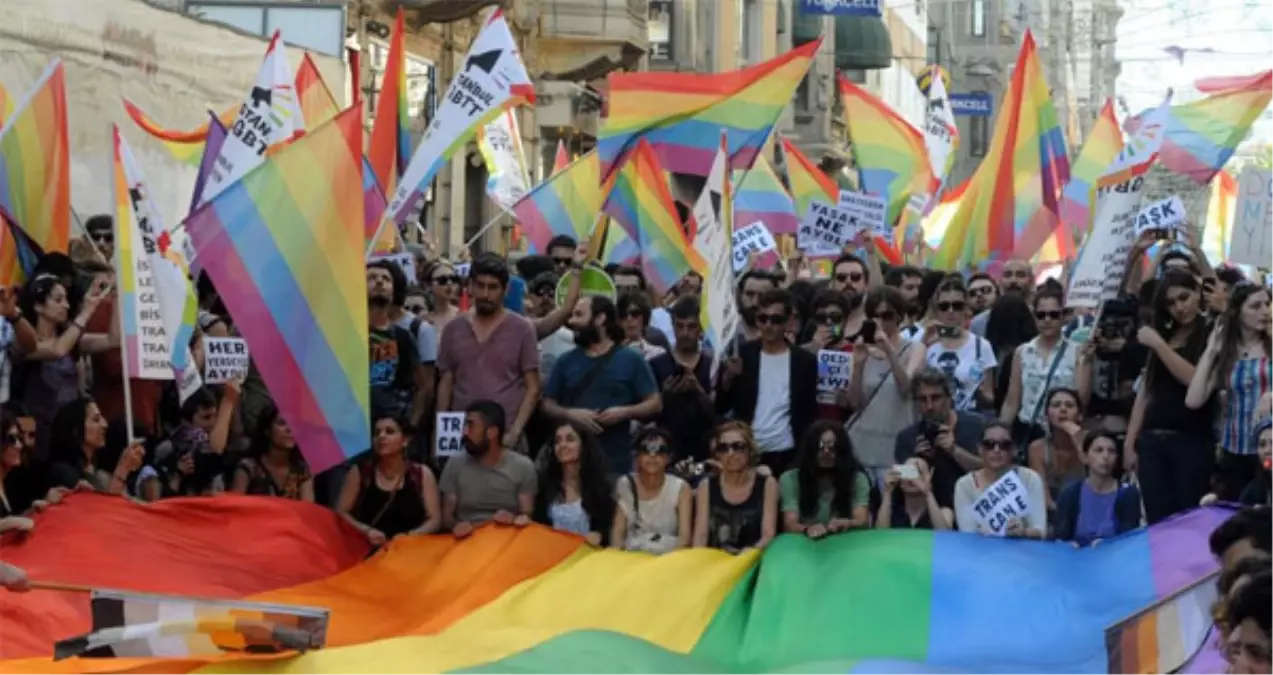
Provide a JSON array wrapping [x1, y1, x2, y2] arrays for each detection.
[[838, 75, 933, 229], [0, 59, 71, 258], [733, 155, 799, 236], [1058, 99, 1123, 236], [186, 105, 369, 474]]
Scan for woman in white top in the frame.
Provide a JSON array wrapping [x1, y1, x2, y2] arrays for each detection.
[[923, 278, 997, 413], [611, 427, 692, 553], [1001, 286, 1078, 447], [953, 421, 1048, 538]]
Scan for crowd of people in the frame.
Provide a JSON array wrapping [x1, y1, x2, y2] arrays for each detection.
[[0, 215, 1269, 669]]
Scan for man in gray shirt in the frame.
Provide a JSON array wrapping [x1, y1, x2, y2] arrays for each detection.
[[440, 400, 537, 537]]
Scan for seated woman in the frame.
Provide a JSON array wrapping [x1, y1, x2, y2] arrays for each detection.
[[611, 427, 691, 553], [46, 397, 142, 496], [953, 421, 1048, 538], [337, 414, 441, 545], [137, 384, 239, 501], [1052, 431, 1143, 546], [1026, 388, 1088, 512], [534, 422, 615, 546], [0, 410, 53, 531], [1204, 418, 1273, 508], [877, 455, 953, 530], [780, 420, 870, 539], [230, 403, 313, 501], [693, 421, 779, 553]]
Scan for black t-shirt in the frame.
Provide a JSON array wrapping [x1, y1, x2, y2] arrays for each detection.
[[369, 324, 420, 417], [1087, 342, 1149, 418], [1142, 322, 1213, 437], [894, 412, 984, 509], [649, 351, 715, 462], [888, 494, 935, 529]]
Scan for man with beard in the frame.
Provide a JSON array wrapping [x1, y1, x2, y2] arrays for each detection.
[[885, 265, 924, 319], [894, 368, 985, 507], [367, 262, 423, 421], [971, 259, 1033, 337], [648, 296, 715, 462], [542, 295, 661, 474], [437, 254, 542, 453], [440, 399, 537, 537], [734, 270, 779, 347]]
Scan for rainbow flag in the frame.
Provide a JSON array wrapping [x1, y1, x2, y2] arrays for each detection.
[[0, 60, 71, 257], [1150, 70, 1272, 184], [185, 105, 369, 474], [122, 100, 237, 168], [921, 178, 969, 249], [839, 76, 933, 229], [190, 113, 228, 217], [1203, 169, 1237, 264], [604, 139, 705, 294], [0, 81, 13, 127], [0, 498, 1236, 673], [932, 31, 1071, 270], [780, 136, 838, 221], [514, 151, 613, 254], [552, 138, 570, 175], [1105, 570, 1220, 674], [1058, 99, 1123, 235], [295, 53, 341, 127], [733, 155, 799, 236], [599, 40, 820, 179], [368, 8, 411, 201]]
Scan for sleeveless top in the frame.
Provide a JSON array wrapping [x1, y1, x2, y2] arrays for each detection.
[[1042, 440, 1086, 504], [617, 474, 685, 554], [238, 457, 309, 500], [20, 354, 79, 462], [1017, 337, 1078, 426], [548, 500, 592, 536], [1221, 356, 1272, 456], [353, 462, 429, 538], [707, 474, 765, 551], [847, 340, 917, 470]]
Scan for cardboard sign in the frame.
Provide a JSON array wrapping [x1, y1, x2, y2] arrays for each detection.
[[837, 190, 890, 242], [368, 252, 417, 283], [816, 349, 852, 405], [731, 221, 778, 272], [203, 337, 250, 384], [1134, 195, 1186, 237], [971, 470, 1030, 537], [1067, 172, 1148, 309], [1232, 168, 1272, 267], [798, 202, 859, 256], [435, 411, 466, 458]]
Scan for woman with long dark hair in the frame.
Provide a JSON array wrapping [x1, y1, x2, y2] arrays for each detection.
[[533, 421, 615, 546], [780, 420, 870, 539], [1126, 269, 1212, 524], [337, 414, 440, 545], [229, 403, 313, 501], [984, 293, 1038, 412], [46, 397, 142, 495], [1187, 283, 1272, 500]]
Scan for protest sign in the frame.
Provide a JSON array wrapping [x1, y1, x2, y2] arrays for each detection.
[[816, 350, 852, 405], [837, 190, 890, 242], [368, 252, 416, 283], [204, 337, 250, 384], [1232, 168, 1272, 267], [970, 470, 1030, 537], [1134, 195, 1186, 238], [435, 411, 465, 458], [693, 140, 740, 381], [732, 221, 778, 272], [1067, 171, 1149, 309], [455, 262, 471, 279], [478, 109, 531, 211], [798, 202, 857, 256]]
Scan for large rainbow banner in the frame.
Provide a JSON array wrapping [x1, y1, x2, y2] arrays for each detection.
[[0, 494, 1231, 674]]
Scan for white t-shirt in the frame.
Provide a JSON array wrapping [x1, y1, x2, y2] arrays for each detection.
[[926, 334, 997, 411], [753, 349, 794, 452], [651, 307, 676, 349], [538, 328, 575, 383]]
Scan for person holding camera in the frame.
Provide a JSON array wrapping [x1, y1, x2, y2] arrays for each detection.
[[923, 279, 997, 414], [876, 455, 953, 530], [1074, 295, 1149, 435], [894, 368, 985, 509]]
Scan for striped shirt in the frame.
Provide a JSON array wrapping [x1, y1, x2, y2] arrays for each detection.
[[1221, 356, 1273, 456]]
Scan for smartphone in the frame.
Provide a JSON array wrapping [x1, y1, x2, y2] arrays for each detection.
[[895, 463, 919, 481], [937, 325, 958, 339], [860, 320, 877, 344]]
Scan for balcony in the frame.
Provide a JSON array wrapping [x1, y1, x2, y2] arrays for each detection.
[[532, 0, 648, 81], [379, 0, 501, 24]]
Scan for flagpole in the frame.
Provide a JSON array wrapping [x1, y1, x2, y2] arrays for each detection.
[[109, 127, 136, 446], [461, 208, 511, 251]]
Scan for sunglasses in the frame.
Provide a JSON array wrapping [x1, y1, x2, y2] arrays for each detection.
[[818, 439, 836, 452], [531, 286, 556, 298], [1034, 310, 1063, 321], [981, 439, 1014, 452], [404, 303, 426, 314], [937, 301, 967, 312], [432, 275, 460, 286], [867, 309, 896, 322], [3, 433, 20, 447], [1004, 270, 1032, 279], [755, 313, 787, 326], [716, 441, 748, 454], [836, 272, 865, 283], [814, 311, 844, 325], [90, 232, 114, 243], [640, 442, 670, 455], [970, 286, 995, 297], [552, 257, 574, 267]]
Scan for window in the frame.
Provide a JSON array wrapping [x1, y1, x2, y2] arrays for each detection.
[[970, 116, 989, 157], [843, 69, 867, 84], [649, 0, 672, 60], [971, 0, 986, 37], [368, 42, 436, 124], [927, 25, 941, 65], [741, 0, 763, 63]]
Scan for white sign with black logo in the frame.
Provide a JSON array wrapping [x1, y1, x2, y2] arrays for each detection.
[[798, 202, 859, 256], [203, 337, 250, 384], [837, 190, 890, 242]]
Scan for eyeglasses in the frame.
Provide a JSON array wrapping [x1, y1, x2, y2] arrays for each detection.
[[1004, 269, 1032, 279], [432, 275, 460, 286], [981, 439, 1014, 452], [640, 442, 669, 455], [404, 303, 426, 314], [552, 257, 574, 268], [817, 439, 836, 452], [1034, 310, 1063, 321], [89, 232, 113, 243], [716, 441, 748, 454], [937, 301, 967, 312], [755, 313, 787, 326], [969, 286, 995, 297], [836, 272, 865, 283], [868, 309, 896, 322], [814, 312, 844, 325], [3, 433, 20, 447]]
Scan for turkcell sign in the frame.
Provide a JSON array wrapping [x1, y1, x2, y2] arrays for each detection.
[[948, 92, 994, 117], [797, 0, 882, 17]]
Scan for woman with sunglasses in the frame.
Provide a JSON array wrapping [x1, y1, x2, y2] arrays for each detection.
[[1186, 283, 1272, 501], [1001, 287, 1078, 447], [1126, 269, 1213, 524], [336, 414, 440, 545], [923, 279, 997, 414], [693, 421, 779, 553], [424, 260, 462, 334], [781, 420, 870, 538], [803, 290, 855, 423], [953, 421, 1047, 538], [611, 427, 691, 553], [0, 410, 43, 531], [534, 421, 615, 546]]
